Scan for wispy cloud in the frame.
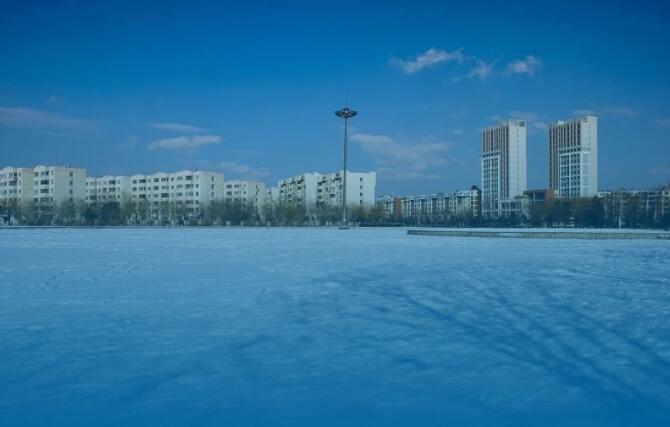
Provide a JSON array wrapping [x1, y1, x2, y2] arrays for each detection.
[[648, 167, 670, 176], [0, 106, 92, 130], [508, 111, 548, 131], [218, 160, 270, 180], [453, 59, 494, 82], [390, 48, 464, 75], [350, 132, 450, 180], [46, 95, 60, 105], [572, 106, 638, 118], [651, 117, 670, 127], [601, 106, 638, 117], [505, 55, 542, 76], [572, 109, 596, 116], [150, 122, 206, 133], [391, 48, 543, 81], [490, 111, 547, 133], [148, 135, 221, 150]]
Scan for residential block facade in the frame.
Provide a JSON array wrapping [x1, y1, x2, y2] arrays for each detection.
[[0, 167, 34, 205], [1, 165, 87, 207], [86, 176, 132, 205], [481, 120, 527, 218], [378, 186, 481, 220], [127, 170, 224, 211], [278, 171, 376, 209], [549, 116, 598, 198], [224, 180, 267, 208]]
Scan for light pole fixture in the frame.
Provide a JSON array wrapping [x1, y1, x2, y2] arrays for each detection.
[[335, 106, 357, 227]]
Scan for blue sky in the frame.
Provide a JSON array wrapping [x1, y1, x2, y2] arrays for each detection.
[[1, 0, 669, 195]]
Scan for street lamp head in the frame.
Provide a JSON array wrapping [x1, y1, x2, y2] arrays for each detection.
[[335, 107, 357, 119]]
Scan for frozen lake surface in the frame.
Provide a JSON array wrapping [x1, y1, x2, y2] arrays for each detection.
[[1, 228, 669, 426]]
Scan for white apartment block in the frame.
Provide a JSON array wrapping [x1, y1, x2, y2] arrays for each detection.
[[127, 170, 224, 213], [86, 175, 132, 205], [0, 167, 34, 205], [316, 171, 376, 208], [398, 187, 481, 219], [223, 180, 267, 209], [549, 116, 598, 198], [278, 171, 376, 209], [481, 119, 527, 218], [278, 172, 320, 206], [32, 165, 87, 206]]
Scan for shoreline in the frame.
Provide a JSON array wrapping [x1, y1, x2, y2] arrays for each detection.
[[407, 228, 670, 240]]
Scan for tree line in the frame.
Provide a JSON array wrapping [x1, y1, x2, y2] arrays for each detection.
[[0, 199, 386, 227], [1, 195, 668, 229]]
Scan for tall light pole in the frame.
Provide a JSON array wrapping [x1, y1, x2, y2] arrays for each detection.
[[335, 106, 357, 227]]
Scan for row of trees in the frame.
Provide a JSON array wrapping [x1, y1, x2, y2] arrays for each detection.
[[2, 196, 669, 229], [0, 199, 388, 227]]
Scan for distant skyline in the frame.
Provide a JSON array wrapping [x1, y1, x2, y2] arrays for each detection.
[[1, 0, 669, 195]]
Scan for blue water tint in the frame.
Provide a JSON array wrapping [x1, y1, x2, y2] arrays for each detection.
[[1, 228, 669, 426]]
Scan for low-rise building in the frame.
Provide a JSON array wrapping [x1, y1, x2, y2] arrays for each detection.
[[598, 188, 670, 225], [224, 180, 266, 210], [127, 170, 224, 217], [86, 175, 132, 206], [381, 186, 481, 220], [32, 165, 87, 207], [278, 172, 320, 206], [0, 167, 34, 206], [278, 171, 376, 209]]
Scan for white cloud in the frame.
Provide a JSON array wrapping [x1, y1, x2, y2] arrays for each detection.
[[391, 48, 543, 81], [468, 60, 493, 81], [218, 160, 270, 180], [150, 122, 206, 133], [651, 117, 670, 127], [451, 126, 464, 136], [572, 109, 596, 116], [507, 111, 547, 131], [505, 55, 542, 76], [391, 48, 464, 75], [0, 106, 91, 130], [648, 167, 670, 176], [148, 135, 221, 150], [350, 132, 450, 180], [453, 59, 493, 82], [490, 111, 546, 133], [572, 106, 638, 118], [601, 106, 637, 117]]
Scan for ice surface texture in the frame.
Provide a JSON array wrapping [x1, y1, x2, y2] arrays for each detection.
[[1, 228, 669, 426]]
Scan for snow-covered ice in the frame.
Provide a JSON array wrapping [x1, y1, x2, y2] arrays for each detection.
[[1, 228, 669, 426]]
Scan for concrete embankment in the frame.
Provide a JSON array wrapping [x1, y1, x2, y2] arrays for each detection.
[[407, 229, 670, 240]]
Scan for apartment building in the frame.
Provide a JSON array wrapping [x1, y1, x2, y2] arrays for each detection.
[[223, 180, 266, 209], [86, 175, 132, 205], [316, 171, 376, 208], [127, 170, 224, 214], [278, 171, 376, 208], [0, 167, 34, 205], [32, 165, 87, 206], [597, 188, 670, 223], [549, 116, 598, 198], [380, 186, 481, 220], [481, 119, 527, 218], [278, 172, 320, 206]]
